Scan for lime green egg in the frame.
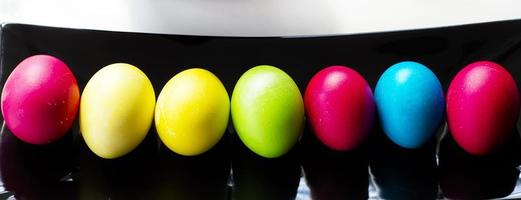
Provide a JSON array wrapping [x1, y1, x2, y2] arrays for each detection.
[[231, 65, 305, 158]]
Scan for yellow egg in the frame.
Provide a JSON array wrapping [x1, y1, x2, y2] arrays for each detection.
[[155, 68, 230, 156], [80, 63, 155, 159]]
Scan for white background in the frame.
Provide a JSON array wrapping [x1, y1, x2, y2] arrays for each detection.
[[1, 0, 521, 36]]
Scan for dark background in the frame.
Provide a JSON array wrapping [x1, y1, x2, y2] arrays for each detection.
[[0, 21, 520, 199]]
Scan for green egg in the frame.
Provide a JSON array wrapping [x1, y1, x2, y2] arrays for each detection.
[[231, 65, 305, 158]]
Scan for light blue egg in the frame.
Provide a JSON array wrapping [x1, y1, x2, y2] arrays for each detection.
[[374, 61, 445, 149]]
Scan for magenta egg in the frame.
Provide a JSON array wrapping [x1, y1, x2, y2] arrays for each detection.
[[304, 66, 375, 151], [1, 55, 80, 144], [447, 61, 520, 155]]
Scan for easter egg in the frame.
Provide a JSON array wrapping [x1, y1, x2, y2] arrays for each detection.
[[155, 68, 230, 156], [1, 55, 80, 144], [447, 61, 520, 155], [375, 61, 445, 149], [304, 66, 375, 151], [231, 65, 304, 158], [80, 63, 155, 159]]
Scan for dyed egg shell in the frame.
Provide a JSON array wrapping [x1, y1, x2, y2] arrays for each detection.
[[447, 61, 520, 155], [80, 63, 155, 159], [1, 55, 80, 144], [375, 61, 445, 149], [304, 66, 375, 151], [231, 65, 304, 158], [155, 68, 230, 156]]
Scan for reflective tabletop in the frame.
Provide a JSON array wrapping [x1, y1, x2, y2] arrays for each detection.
[[1, 21, 521, 199]]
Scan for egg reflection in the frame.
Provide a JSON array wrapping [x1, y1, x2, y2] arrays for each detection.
[[0, 125, 75, 199], [231, 136, 301, 200], [75, 127, 157, 199], [301, 129, 368, 200], [368, 123, 438, 199], [153, 134, 231, 200], [438, 127, 521, 199]]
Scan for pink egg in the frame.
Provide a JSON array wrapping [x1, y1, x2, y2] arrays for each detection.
[[304, 66, 375, 151], [1, 55, 80, 144], [447, 61, 520, 155]]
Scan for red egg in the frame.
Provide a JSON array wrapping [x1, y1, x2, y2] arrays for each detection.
[[304, 66, 375, 151], [447, 61, 520, 155], [1, 55, 80, 144]]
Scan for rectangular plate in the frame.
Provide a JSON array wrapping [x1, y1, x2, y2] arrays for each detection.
[[1, 21, 521, 199]]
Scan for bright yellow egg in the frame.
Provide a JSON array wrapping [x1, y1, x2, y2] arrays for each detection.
[[155, 68, 230, 156], [80, 63, 155, 159]]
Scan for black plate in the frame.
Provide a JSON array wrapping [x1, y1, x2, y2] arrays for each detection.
[[1, 21, 521, 199]]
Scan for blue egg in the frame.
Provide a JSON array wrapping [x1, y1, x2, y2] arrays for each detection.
[[374, 61, 445, 149]]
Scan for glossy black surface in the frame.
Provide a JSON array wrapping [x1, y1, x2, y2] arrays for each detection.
[[1, 21, 521, 199]]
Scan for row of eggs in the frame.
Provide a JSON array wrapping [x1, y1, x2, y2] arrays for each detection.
[[1, 55, 519, 159]]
